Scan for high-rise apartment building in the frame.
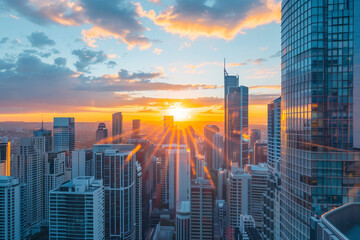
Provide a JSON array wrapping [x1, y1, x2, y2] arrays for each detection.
[[190, 178, 214, 240], [0, 141, 10, 176], [204, 125, 220, 170], [226, 85, 249, 169], [72, 149, 92, 178], [112, 112, 123, 144], [94, 144, 137, 240], [49, 176, 105, 240], [263, 97, 281, 240], [253, 141, 267, 165], [18, 137, 45, 232], [0, 176, 26, 240], [96, 122, 108, 143], [281, 1, 360, 239], [43, 151, 66, 223], [53, 117, 75, 153], [132, 119, 141, 139]]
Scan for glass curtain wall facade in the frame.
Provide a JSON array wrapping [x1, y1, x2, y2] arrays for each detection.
[[281, 0, 360, 239]]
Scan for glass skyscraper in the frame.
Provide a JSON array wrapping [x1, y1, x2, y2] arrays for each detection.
[[281, 0, 360, 239], [53, 117, 75, 153]]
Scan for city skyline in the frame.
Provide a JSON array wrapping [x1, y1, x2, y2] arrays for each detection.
[[0, 0, 281, 125]]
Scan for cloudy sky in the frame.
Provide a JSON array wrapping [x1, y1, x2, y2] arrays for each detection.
[[0, 0, 281, 124]]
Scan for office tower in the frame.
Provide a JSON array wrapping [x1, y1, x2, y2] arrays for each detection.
[[163, 115, 174, 144], [132, 119, 141, 139], [250, 129, 261, 150], [19, 137, 45, 232], [245, 164, 268, 229], [227, 166, 251, 232], [281, 1, 360, 239], [190, 178, 214, 240], [94, 144, 136, 239], [0, 141, 10, 176], [176, 201, 190, 240], [53, 117, 75, 153], [196, 157, 205, 179], [186, 126, 197, 179], [234, 215, 262, 240], [226, 86, 249, 169], [212, 132, 224, 170], [204, 125, 220, 170], [112, 112, 123, 144], [71, 149, 92, 178], [43, 151, 66, 223], [253, 141, 267, 165], [49, 176, 105, 240], [96, 122, 108, 143], [215, 200, 226, 239], [0, 176, 26, 240], [224, 65, 239, 170], [217, 169, 227, 200], [135, 161, 142, 240], [161, 144, 190, 212], [34, 122, 52, 152], [263, 97, 281, 240]]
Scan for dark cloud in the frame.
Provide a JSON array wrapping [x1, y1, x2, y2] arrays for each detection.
[[107, 61, 117, 68], [2, 0, 152, 49], [72, 48, 107, 72], [0, 37, 9, 44], [118, 69, 162, 81], [54, 57, 67, 67], [27, 32, 55, 48], [0, 59, 14, 70], [270, 50, 281, 58]]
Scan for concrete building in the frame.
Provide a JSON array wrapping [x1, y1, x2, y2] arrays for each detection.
[[252, 141, 267, 165], [0, 176, 26, 240], [249, 129, 261, 150], [204, 125, 220, 170], [33, 122, 52, 152], [176, 201, 190, 240], [71, 149, 92, 178], [212, 132, 224, 170], [135, 161, 142, 240], [112, 112, 123, 144], [49, 176, 105, 240], [0, 141, 10, 176], [190, 178, 214, 240]]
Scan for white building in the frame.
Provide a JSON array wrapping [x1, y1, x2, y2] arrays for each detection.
[[0, 176, 26, 240], [72, 149, 92, 178], [49, 176, 104, 239], [43, 151, 66, 223], [176, 201, 190, 240]]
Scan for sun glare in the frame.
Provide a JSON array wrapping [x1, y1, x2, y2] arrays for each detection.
[[168, 107, 190, 121]]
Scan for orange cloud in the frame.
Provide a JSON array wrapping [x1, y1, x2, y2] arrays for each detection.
[[149, 0, 281, 39]]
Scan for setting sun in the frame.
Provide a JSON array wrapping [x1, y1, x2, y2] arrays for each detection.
[[168, 106, 191, 121]]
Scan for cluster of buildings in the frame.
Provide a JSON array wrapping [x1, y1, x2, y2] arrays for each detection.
[[1, 1, 360, 239]]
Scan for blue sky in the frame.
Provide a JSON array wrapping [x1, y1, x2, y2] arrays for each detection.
[[0, 0, 281, 123]]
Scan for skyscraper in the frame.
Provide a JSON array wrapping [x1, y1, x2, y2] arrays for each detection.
[[186, 126, 197, 179], [280, 1, 360, 239], [43, 151, 66, 223], [176, 201, 190, 240], [53, 117, 75, 153], [49, 176, 105, 240], [224, 65, 239, 170], [71, 149, 92, 178], [33, 122, 52, 152], [253, 141, 267, 165], [135, 161, 142, 240], [263, 97, 281, 240], [249, 129, 261, 150], [96, 122, 108, 143], [112, 112, 123, 144], [132, 119, 141, 139], [18, 137, 45, 233], [226, 86, 249, 169], [204, 125, 220, 170], [94, 144, 137, 239], [0, 176, 26, 240], [212, 132, 224, 170], [0, 141, 10, 176], [190, 178, 214, 240]]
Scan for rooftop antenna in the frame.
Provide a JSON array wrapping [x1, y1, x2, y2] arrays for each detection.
[[224, 58, 228, 77]]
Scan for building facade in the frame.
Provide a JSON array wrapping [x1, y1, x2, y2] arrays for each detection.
[[53, 117, 75, 153], [176, 201, 190, 240], [96, 123, 108, 143], [0, 142, 10, 176], [204, 125, 220, 170], [281, 0, 360, 239], [112, 112, 123, 144]]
